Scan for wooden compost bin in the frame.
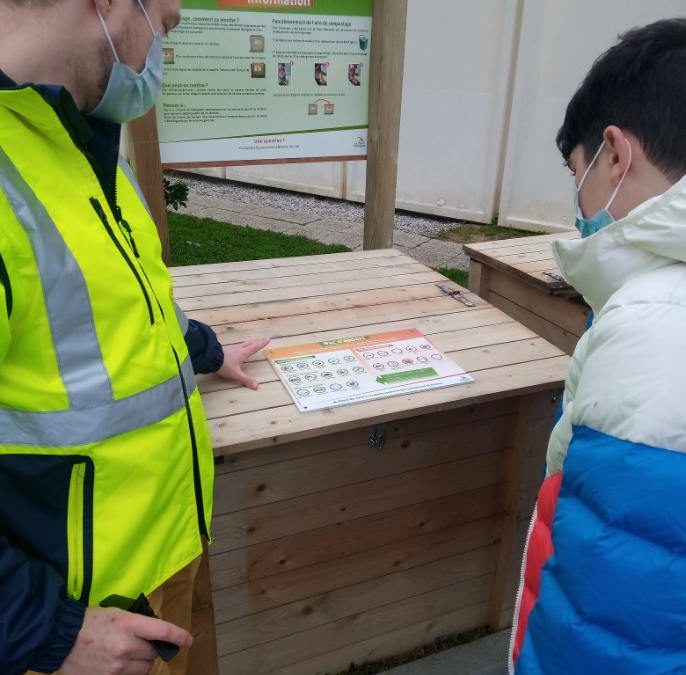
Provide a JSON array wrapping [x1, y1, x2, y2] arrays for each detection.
[[464, 233, 591, 355], [173, 249, 568, 675]]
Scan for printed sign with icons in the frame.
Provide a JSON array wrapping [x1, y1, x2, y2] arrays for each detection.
[[266, 328, 473, 413]]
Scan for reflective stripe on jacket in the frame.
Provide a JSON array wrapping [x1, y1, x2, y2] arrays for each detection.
[[0, 86, 214, 618]]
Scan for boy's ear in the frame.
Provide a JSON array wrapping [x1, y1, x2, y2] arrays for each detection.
[[603, 125, 632, 186], [92, 0, 113, 18]]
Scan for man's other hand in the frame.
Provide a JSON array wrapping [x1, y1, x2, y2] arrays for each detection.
[[61, 607, 192, 675]]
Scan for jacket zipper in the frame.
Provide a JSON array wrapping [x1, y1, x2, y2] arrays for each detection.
[[172, 346, 209, 538], [67, 462, 86, 601], [90, 197, 154, 325], [106, 184, 207, 539]]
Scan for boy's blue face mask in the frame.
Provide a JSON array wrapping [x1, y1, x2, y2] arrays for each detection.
[[573, 139, 632, 238], [89, 0, 163, 124]]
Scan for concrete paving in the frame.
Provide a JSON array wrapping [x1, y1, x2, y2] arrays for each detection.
[[178, 192, 471, 271], [382, 630, 509, 675]]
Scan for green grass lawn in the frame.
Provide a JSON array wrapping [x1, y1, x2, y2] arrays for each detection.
[[169, 212, 471, 289], [440, 222, 542, 245], [169, 211, 350, 266]]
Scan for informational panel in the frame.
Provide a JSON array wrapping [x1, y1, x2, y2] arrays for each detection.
[[158, 0, 372, 166], [267, 328, 474, 413]]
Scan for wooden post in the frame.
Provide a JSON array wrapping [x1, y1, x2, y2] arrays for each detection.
[[363, 0, 408, 250], [125, 108, 171, 264]]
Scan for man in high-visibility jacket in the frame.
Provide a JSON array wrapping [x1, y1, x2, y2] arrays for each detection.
[[0, 1, 268, 674]]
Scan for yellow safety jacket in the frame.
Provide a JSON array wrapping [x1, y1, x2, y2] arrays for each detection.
[[0, 85, 214, 607]]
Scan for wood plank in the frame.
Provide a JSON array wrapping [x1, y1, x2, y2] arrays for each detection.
[[495, 250, 558, 266], [172, 254, 417, 288], [468, 259, 489, 296], [201, 313, 532, 395], [169, 248, 403, 277], [464, 232, 576, 253], [487, 291, 582, 355], [214, 414, 513, 513], [465, 247, 569, 294], [209, 356, 569, 454], [488, 270, 589, 335], [218, 574, 493, 674], [509, 258, 566, 274], [210, 483, 506, 589], [174, 262, 430, 299], [270, 602, 489, 675], [488, 391, 557, 630], [209, 294, 485, 346], [216, 545, 496, 656], [185, 281, 450, 326], [210, 450, 505, 554], [213, 516, 499, 624], [213, 397, 517, 476], [177, 270, 446, 312], [465, 239, 560, 259], [202, 337, 563, 420]]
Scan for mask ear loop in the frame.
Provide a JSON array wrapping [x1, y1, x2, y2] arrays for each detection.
[[96, 9, 121, 62], [576, 140, 606, 194], [137, 0, 158, 38], [604, 138, 633, 210]]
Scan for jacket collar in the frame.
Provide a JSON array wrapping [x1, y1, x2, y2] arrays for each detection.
[[553, 174, 686, 314]]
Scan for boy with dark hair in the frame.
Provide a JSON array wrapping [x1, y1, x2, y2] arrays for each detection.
[[510, 17, 686, 675]]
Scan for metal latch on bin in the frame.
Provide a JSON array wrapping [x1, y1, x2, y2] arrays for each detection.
[[368, 425, 386, 450], [435, 283, 476, 307]]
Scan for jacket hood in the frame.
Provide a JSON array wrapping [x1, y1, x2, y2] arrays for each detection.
[[553, 174, 686, 314]]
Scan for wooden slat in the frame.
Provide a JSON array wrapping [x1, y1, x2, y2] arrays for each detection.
[[169, 248, 403, 277], [464, 232, 576, 253], [210, 450, 505, 554], [487, 292, 582, 355], [213, 398, 517, 476], [216, 545, 497, 656], [210, 483, 506, 590], [173, 254, 417, 288], [202, 336, 563, 420], [213, 516, 499, 624], [495, 250, 558, 266], [466, 240, 556, 260], [218, 574, 493, 674], [209, 294, 484, 346], [214, 414, 512, 513], [177, 270, 446, 312], [209, 355, 569, 454], [488, 270, 589, 335], [200, 312, 533, 395], [186, 281, 452, 326], [174, 262, 430, 299], [270, 602, 489, 675], [488, 391, 557, 630]]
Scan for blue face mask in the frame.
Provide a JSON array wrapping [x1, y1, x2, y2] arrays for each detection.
[[89, 0, 163, 124], [573, 139, 632, 237]]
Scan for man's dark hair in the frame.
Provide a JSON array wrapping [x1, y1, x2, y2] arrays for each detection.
[[556, 18, 686, 182]]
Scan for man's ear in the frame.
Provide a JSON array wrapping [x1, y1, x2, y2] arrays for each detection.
[[603, 125, 632, 187]]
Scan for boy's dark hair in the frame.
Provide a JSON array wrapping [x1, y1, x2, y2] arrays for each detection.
[[557, 18, 686, 182]]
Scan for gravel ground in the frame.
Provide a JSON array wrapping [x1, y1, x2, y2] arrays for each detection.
[[168, 170, 464, 238]]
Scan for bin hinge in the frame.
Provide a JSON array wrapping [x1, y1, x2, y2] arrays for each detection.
[[435, 283, 476, 307], [543, 271, 565, 282], [368, 425, 387, 450]]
